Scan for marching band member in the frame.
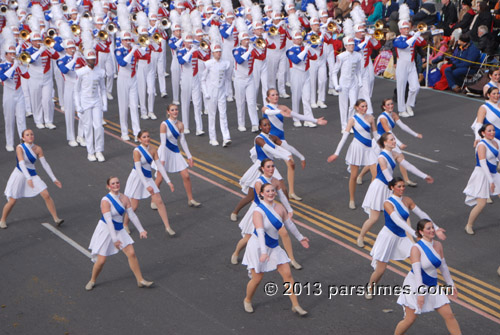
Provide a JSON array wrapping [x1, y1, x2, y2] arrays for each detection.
[[201, 29, 231, 147], [219, 0, 236, 102], [394, 5, 426, 118], [233, 18, 262, 133], [115, 8, 141, 141], [74, 45, 107, 162], [0, 38, 28, 152], [136, 12, 157, 120], [332, 28, 363, 131], [168, 14, 182, 104], [250, 4, 267, 107], [148, 8, 168, 99], [93, 2, 115, 100], [286, 16, 317, 128], [266, 6, 289, 99]]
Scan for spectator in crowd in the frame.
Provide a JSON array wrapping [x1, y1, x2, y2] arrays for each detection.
[[360, 0, 376, 15], [388, 11, 400, 34], [327, 0, 336, 17], [411, 0, 438, 26], [445, 34, 481, 93], [425, 30, 450, 67], [477, 25, 499, 55], [405, 0, 420, 13], [381, 0, 399, 22], [469, 1, 493, 42], [454, 0, 475, 35], [438, 0, 458, 36], [367, 0, 383, 25]]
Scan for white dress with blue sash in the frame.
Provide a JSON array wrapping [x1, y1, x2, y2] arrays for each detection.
[[362, 149, 396, 214], [463, 139, 500, 206], [370, 196, 413, 269], [397, 239, 450, 314], [238, 175, 272, 236], [159, 119, 189, 173], [242, 202, 290, 273], [124, 145, 161, 199], [88, 193, 135, 262], [4, 143, 48, 199], [345, 114, 377, 166]]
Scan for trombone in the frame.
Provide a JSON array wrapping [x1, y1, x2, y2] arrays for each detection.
[[43, 36, 56, 48], [98, 30, 108, 41], [18, 51, 31, 65], [47, 28, 58, 38], [20, 29, 30, 40], [71, 24, 81, 35], [255, 37, 266, 49], [106, 22, 117, 34]]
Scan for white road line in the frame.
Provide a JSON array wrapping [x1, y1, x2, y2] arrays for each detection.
[[41, 223, 91, 259], [446, 165, 460, 171], [401, 150, 439, 163]]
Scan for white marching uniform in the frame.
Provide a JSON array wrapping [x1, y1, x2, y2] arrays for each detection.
[[136, 46, 156, 118], [370, 195, 415, 269], [201, 57, 231, 142], [354, 37, 380, 114], [0, 61, 27, 149], [306, 31, 328, 105], [251, 35, 269, 106], [219, 22, 237, 99], [345, 114, 377, 166], [397, 239, 452, 314], [241, 202, 290, 273], [88, 193, 142, 262], [74, 66, 107, 156], [124, 146, 161, 200], [159, 119, 191, 173], [168, 35, 183, 103], [4, 143, 56, 199], [362, 149, 396, 214], [332, 50, 363, 130], [266, 26, 288, 96], [393, 34, 425, 114], [463, 139, 500, 206]]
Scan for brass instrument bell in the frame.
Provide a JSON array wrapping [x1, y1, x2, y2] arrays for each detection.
[[20, 29, 30, 40], [255, 37, 266, 49], [160, 18, 171, 29], [327, 22, 337, 33], [0, 4, 8, 13], [43, 36, 56, 48], [18, 51, 31, 65], [71, 24, 81, 35], [138, 34, 150, 47], [98, 30, 108, 41], [106, 22, 117, 34], [200, 39, 210, 51], [152, 32, 163, 43], [47, 28, 57, 38], [269, 25, 279, 36], [309, 33, 320, 45], [373, 30, 385, 41]]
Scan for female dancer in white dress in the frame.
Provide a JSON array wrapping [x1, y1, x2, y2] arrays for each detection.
[[472, 87, 500, 146], [1, 129, 63, 229], [327, 99, 377, 210], [242, 183, 309, 315], [357, 98, 423, 186], [483, 68, 500, 97], [231, 118, 292, 221], [262, 88, 327, 201], [365, 178, 446, 299], [154, 104, 201, 208], [464, 124, 500, 235], [231, 159, 307, 270], [123, 130, 176, 236], [86, 177, 153, 291], [357, 133, 433, 247], [395, 219, 461, 335]]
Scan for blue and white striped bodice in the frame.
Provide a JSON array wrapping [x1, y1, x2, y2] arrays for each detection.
[[376, 150, 396, 185], [133, 145, 154, 178], [414, 239, 442, 287], [383, 195, 410, 237], [16, 143, 37, 176], [255, 133, 276, 161], [353, 113, 372, 147], [483, 102, 500, 140], [264, 104, 285, 140], [377, 112, 395, 136], [253, 202, 283, 248], [164, 119, 181, 153], [475, 139, 500, 174], [101, 193, 126, 231]]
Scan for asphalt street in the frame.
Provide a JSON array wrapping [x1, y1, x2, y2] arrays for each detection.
[[1, 68, 500, 334]]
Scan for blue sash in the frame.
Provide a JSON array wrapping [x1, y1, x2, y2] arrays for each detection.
[[353, 114, 372, 147], [101, 193, 125, 231], [475, 140, 499, 174], [264, 105, 285, 140], [383, 197, 410, 237], [412, 240, 442, 286], [165, 119, 180, 153], [376, 151, 396, 185], [253, 203, 283, 248], [377, 112, 395, 135], [134, 146, 153, 178], [255, 134, 276, 161], [253, 176, 270, 204], [16, 143, 37, 176], [484, 102, 500, 140]]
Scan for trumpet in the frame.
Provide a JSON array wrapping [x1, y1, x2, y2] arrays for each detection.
[[152, 32, 163, 43], [255, 37, 266, 49], [0, 4, 8, 13], [309, 33, 321, 45], [335, 18, 343, 25], [373, 30, 386, 41], [327, 22, 337, 33], [9, 0, 17, 7], [47, 28, 58, 38], [130, 13, 137, 22], [82, 11, 92, 21], [200, 39, 210, 51], [220, 14, 225, 21], [374, 20, 385, 30], [160, 18, 171, 29], [71, 24, 81, 35], [98, 30, 108, 41], [413, 22, 427, 33], [44, 36, 55, 48], [62, 3, 68, 12], [106, 22, 117, 34], [20, 29, 30, 40], [138, 34, 150, 47], [269, 25, 279, 36], [18, 51, 31, 65]]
